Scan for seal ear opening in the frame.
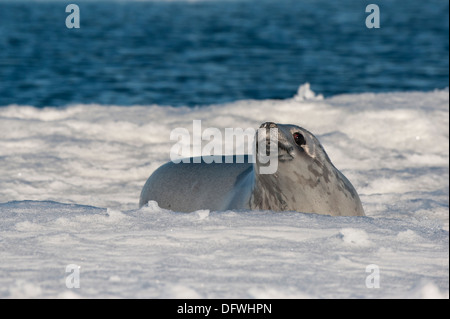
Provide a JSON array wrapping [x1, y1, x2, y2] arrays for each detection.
[[293, 132, 306, 146]]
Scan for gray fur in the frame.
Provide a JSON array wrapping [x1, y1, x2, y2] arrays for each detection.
[[139, 123, 365, 216]]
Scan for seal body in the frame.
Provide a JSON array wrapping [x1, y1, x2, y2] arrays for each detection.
[[139, 156, 254, 212], [139, 123, 365, 216]]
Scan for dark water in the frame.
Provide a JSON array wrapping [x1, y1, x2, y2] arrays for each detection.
[[0, 0, 448, 108]]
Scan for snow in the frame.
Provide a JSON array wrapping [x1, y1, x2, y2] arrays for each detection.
[[0, 85, 448, 298]]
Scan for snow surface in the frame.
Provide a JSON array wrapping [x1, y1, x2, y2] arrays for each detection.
[[0, 85, 448, 298]]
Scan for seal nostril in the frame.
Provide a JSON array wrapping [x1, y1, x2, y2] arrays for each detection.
[[260, 122, 277, 129]]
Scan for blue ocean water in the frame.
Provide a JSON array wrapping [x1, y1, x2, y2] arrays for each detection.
[[0, 0, 448, 108]]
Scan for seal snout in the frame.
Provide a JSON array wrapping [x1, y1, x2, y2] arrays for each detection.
[[256, 122, 295, 160]]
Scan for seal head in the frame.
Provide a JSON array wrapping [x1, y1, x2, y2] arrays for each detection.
[[251, 122, 365, 216]]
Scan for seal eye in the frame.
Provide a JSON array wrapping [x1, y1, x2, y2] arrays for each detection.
[[293, 132, 306, 146]]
